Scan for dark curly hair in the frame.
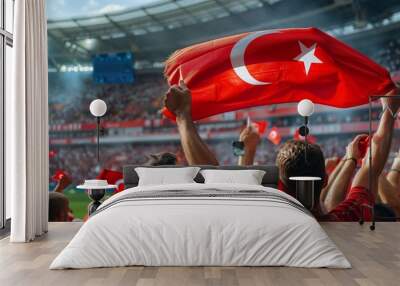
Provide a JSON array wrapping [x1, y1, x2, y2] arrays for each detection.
[[49, 192, 69, 222], [276, 140, 326, 194], [145, 152, 177, 166]]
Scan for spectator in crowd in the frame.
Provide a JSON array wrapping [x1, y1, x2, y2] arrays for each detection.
[[49, 143, 182, 185], [53, 173, 72, 193], [320, 135, 368, 213], [163, 80, 399, 221], [145, 152, 177, 166], [49, 174, 75, 222], [49, 192, 70, 222], [319, 136, 397, 221]]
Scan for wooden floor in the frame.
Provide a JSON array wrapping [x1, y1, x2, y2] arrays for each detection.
[[0, 222, 399, 286]]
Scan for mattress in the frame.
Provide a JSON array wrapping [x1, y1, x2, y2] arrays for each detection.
[[50, 183, 351, 269]]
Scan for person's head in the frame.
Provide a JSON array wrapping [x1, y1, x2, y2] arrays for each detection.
[[145, 152, 177, 166], [276, 140, 326, 208], [49, 192, 70, 222]]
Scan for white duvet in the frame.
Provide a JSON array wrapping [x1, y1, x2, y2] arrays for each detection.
[[50, 183, 351, 269]]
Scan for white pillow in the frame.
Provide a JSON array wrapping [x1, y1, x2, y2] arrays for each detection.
[[200, 169, 266, 185], [135, 167, 200, 186]]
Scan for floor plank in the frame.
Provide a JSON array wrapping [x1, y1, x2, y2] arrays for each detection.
[[0, 222, 399, 286]]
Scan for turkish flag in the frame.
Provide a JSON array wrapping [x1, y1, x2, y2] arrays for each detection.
[[268, 127, 282, 145], [253, 121, 268, 135], [97, 169, 125, 193], [163, 28, 394, 120], [52, 169, 69, 181]]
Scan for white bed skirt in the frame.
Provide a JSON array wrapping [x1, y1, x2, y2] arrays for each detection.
[[50, 184, 351, 269]]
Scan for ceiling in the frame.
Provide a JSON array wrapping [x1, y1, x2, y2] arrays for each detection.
[[47, 0, 400, 71]]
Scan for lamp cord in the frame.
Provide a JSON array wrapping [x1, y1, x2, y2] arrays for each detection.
[[97, 117, 100, 165], [304, 116, 308, 163]]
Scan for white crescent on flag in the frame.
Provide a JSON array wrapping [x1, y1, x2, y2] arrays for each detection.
[[230, 30, 279, 85]]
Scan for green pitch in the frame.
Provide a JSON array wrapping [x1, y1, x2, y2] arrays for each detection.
[[63, 188, 114, 219]]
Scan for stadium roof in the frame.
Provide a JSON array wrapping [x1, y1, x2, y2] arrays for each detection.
[[47, 0, 400, 72]]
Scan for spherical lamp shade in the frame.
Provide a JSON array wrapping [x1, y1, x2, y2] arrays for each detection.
[[297, 99, 314, 117], [90, 99, 107, 117]]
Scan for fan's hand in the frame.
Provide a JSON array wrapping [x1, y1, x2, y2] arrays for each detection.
[[239, 126, 261, 151], [382, 87, 400, 116], [164, 80, 192, 119]]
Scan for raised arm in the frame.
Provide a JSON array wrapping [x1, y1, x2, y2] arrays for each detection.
[[238, 126, 260, 166], [322, 135, 367, 212], [351, 88, 400, 195], [386, 155, 400, 187], [164, 80, 219, 165], [319, 157, 345, 208], [325, 157, 341, 175], [378, 154, 400, 216], [53, 175, 72, 193]]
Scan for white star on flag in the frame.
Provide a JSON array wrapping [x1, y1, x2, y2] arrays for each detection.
[[294, 41, 323, 75]]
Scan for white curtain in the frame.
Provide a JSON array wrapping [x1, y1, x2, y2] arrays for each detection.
[[8, 0, 49, 242]]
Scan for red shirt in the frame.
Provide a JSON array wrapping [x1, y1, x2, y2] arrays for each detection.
[[320, 186, 374, 222], [278, 180, 374, 222]]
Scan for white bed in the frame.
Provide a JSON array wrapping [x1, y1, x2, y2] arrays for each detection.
[[50, 183, 351, 269]]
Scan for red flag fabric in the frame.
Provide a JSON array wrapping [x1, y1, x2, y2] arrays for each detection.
[[307, 135, 317, 144], [253, 121, 268, 135], [52, 169, 69, 182], [163, 27, 394, 121], [326, 157, 341, 175], [294, 129, 317, 144], [358, 136, 370, 159], [268, 127, 282, 145], [97, 169, 125, 193], [294, 129, 301, 141]]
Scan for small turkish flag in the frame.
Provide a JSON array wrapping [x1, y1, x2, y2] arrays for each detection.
[[253, 121, 268, 135], [163, 28, 394, 120], [97, 169, 125, 193], [268, 127, 282, 145], [52, 169, 68, 181]]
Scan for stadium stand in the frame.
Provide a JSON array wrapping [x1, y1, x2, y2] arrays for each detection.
[[50, 134, 400, 186], [49, 73, 167, 124], [374, 39, 400, 73]]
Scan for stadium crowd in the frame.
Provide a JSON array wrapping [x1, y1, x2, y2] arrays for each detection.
[[374, 39, 400, 73], [49, 74, 167, 125], [50, 143, 184, 184], [48, 37, 400, 222], [50, 133, 400, 186], [269, 108, 381, 128]]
